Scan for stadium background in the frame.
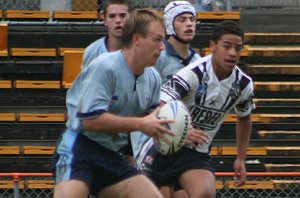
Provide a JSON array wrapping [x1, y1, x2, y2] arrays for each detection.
[[0, 0, 300, 197]]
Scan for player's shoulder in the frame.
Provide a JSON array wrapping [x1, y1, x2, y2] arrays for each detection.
[[183, 54, 211, 72], [86, 37, 106, 49], [88, 51, 121, 72], [145, 66, 161, 81]]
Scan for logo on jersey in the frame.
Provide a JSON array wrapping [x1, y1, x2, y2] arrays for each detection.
[[112, 95, 119, 101], [229, 81, 240, 100], [190, 105, 225, 130]]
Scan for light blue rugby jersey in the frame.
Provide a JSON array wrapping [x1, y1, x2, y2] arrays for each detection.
[[81, 36, 108, 69], [154, 39, 201, 82], [66, 50, 162, 152], [131, 40, 201, 159]]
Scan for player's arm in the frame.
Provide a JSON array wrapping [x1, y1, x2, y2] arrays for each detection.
[[82, 107, 174, 144], [234, 114, 252, 187]]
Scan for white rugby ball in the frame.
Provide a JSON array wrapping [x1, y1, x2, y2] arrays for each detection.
[[156, 100, 191, 155]]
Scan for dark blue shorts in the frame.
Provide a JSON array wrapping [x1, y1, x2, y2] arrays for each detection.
[[52, 128, 140, 195], [141, 144, 215, 191]]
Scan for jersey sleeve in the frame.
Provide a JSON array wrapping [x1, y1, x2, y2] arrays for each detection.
[[234, 80, 256, 117], [161, 66, 199, 103]]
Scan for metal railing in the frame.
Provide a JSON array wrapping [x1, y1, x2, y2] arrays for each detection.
[[1, 172, 300, 197]]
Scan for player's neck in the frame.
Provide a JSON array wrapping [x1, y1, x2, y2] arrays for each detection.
[[212, 60, 232, 81], [122, 48, 144, 76], [107, 35, 122, 52], [168, 37, 190, 59]]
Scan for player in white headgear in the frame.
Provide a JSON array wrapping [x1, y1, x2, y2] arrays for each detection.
[[154, 0, 201, 83]]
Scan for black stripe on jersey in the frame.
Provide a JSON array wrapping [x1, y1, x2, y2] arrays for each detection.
[[192, 63, 207, 105], [191, 65, 203, 86], [161, 75, 189, 100], [240, 75, 251, 92], [221, 69, 239, 111]]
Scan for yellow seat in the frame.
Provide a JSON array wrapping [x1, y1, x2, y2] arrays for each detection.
[[202, 46, 249, 57], [14, 80, 61, 89], [6, 10, 50, 20], [0, 80, 12, 88], [272, 180, 300, 190], [254, 81, 300, 91], [59, 47, 85, 56], [18, 113, 65, 122], [197, 11, 240, 20], [226, 180, 274, 189], [0, 146, 20, 155], [0, 180, 25, 189], [10, 48, 57, 57], [23, 146, 55, 155], [27, 180, 55, 189], [0, 23, 8, 56], [0, 113, 16, 121], [53, 11, 98, 20], [219, 146, 267, 156], [62, 51, 84, 89], [247, 46, 300, 57]]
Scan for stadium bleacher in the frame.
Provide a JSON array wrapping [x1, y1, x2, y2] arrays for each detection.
[[0, 4, 299, 197]]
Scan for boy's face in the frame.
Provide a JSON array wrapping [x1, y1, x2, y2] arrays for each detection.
[[210, 34, 243, 73], [136, 21, 165, 67], [173, 13, 196, 42], [104, 4, 129, 38]]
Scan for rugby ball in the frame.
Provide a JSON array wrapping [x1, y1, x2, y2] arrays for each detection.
[[156, 100, 191, 155]]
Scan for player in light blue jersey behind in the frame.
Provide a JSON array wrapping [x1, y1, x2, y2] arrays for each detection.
[[53, 9, 174, 198], [82, 0, 131, 68]]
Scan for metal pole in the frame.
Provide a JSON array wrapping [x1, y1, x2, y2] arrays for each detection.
[[226, 0, 232, 11], [13, 175, 19, 198]]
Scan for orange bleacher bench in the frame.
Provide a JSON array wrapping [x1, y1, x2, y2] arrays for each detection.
[[53, 11, 98, 20], [58, 47, 85, 56], [10, 48, 57, 57], [272, 180, 300, 190], [0, 180, 25, 189], [254, 81, 300, 91], [14, 80, 61, 89], [202, 46, 249, 57], [225, 113, 300, 123], [226, 180, 274, 189], [18, 113, 65, 122], [0, 146, 20, 155], [0, 23, 8, 56], [197, 11, 240, 21], [0, 113, 16, 122], [23, 146, 55, 155], [62, 51, 84, 89], [27, 180, 55, 189], [5, 10, 50, 20], [219, 146, 267, 156], [0, 80, 12, 88]]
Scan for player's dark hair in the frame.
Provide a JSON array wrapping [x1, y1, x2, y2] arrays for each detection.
[[121, 9, 164, 48], [103, 0, 132, 17], [211, 20, 244, 43]]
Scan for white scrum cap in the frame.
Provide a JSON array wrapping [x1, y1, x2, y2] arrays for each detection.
[[164, 1, 196, 36]]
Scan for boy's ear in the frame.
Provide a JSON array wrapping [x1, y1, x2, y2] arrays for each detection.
[[209, 40, 216, 52], [132, 33, 140, 46]]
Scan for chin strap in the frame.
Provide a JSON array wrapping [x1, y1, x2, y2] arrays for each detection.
[[173, 34, 189, 44]]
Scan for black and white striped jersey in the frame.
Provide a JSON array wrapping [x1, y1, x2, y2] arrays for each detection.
[[161, 54, 255, 153]]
